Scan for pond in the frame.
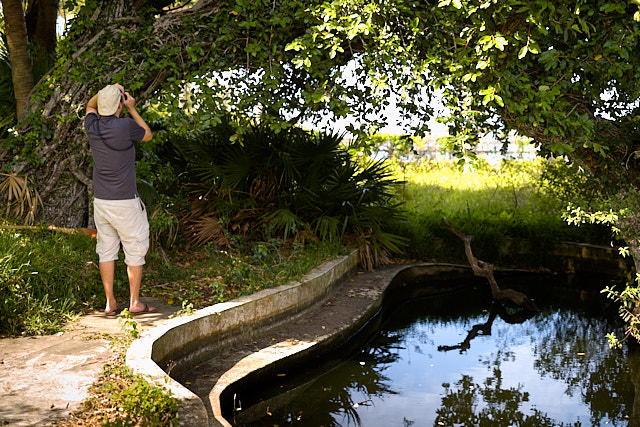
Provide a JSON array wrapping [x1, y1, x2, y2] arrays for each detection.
[[227, 274, 637, 426]]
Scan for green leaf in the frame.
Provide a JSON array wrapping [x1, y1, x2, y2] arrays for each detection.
[[518, 46, 528, 59]]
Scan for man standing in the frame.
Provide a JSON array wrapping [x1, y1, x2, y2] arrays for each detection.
[[85, 84, 156, 315]]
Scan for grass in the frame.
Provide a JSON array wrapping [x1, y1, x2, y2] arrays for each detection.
[[0, 227, 103, 336], [0, 226, 346, 337], [388, 158, 613, 263]]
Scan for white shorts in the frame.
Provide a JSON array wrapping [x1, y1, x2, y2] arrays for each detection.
[[93, 197, 149, 266]]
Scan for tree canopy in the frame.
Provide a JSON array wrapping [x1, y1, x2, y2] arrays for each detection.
[[1, 0, 640, 233]]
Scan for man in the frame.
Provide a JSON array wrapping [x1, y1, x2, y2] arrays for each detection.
[[85, 84, 156, 315]]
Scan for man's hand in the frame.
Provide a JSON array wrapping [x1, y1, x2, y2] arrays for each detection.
[[122, 92, 136, 111]]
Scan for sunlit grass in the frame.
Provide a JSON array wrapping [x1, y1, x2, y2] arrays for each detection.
[[388, 158, 612, 262], [396, 160, 555, 215]]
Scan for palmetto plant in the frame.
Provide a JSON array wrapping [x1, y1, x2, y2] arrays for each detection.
[[0, 173, 43, 225], [163, 118, 406, 269]]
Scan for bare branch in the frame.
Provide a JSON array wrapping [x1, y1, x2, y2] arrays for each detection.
[[441, 217, 538, 312]]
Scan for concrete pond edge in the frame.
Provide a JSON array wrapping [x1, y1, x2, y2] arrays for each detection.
[[126, 249, 360, 426]]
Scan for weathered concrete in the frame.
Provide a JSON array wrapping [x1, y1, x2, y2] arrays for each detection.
[[206, 263, 477, 427], [126, 250, 360, 426]]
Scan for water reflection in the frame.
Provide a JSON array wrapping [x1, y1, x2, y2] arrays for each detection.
[[233, 276, 634, 426], [437, 301, 536, 353]]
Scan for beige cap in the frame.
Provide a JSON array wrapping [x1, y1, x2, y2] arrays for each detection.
[[97, 85, 122, 116]]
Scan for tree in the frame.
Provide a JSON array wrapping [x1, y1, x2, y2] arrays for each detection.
[[1, 1, 640, 271], [1, 0, 34, 121], [25, 0, 60, 76], [288, 0, 640, 340], [1, 0, 59, 123], [1, 0, 343, 226]]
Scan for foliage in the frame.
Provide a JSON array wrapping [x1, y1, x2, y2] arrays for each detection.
[[2, 0, 639, 234], [601, 279, 640, 349], [0, 0, 639, 213], [0, 226, 103, 336], [561, 194, 640, 348], [147, 239, 347, 310], [354, 133, 418, 160], [0, 221, 346, 336], [279, 0, 640, 182], [3, 0, 640, 340], [150, 119, 406, 269]]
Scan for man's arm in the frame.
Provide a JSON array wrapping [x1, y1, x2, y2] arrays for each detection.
[[86, 93, 98, 115], [122, 92, 152, 142]]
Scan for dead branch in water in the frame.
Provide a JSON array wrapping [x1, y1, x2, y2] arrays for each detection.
[[441, 217, 537, 312]]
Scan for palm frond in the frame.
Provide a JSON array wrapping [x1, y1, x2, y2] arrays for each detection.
[[0, 173, 43, 225], [262, 208, 307, 241], [185, 214, 230, 248]]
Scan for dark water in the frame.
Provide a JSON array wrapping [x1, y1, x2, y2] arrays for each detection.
[[231, 275, 637, 426]]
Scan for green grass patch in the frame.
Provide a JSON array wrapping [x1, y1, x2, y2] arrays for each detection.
[[143, 239, 348, 313], [389, 159, 613, 263], [0, 226, 103, 336]]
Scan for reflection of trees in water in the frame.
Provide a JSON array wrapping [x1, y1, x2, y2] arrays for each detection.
[[247, 286, 634, 425], [529, 310, 634, 424], [255, 332, 404, 426], [437, 301, 536, 353], [435, 368, 580, 426], [431, 306, 632, 426]]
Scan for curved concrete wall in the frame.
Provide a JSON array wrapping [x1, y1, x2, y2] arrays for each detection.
[[126, 250, 360, 426]]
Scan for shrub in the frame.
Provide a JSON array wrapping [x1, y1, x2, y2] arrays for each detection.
[[148, 117, 407, 269]]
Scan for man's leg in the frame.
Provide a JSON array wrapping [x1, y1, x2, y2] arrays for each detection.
[[127, 264, 155, 313], [100, 260, 117, 313]]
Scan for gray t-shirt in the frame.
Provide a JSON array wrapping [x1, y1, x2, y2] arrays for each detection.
[[85, 113, 146, 200]]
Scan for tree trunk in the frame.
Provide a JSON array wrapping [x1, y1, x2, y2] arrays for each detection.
[[2, 0, 35, 121], [25, 0, 59, 63], [5, 0, 220, 227], [441, 217, 538, 312]]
